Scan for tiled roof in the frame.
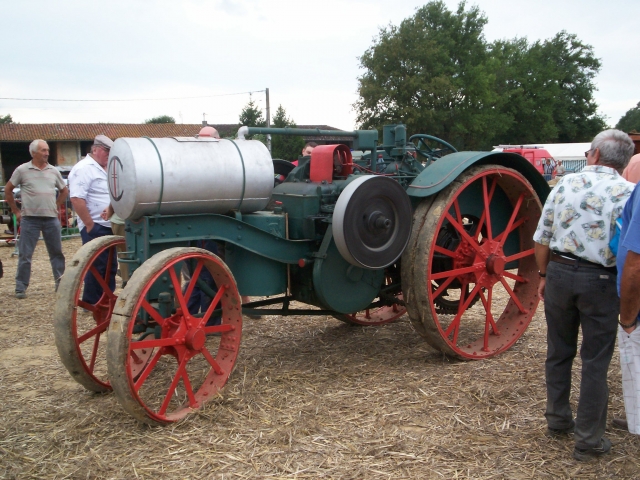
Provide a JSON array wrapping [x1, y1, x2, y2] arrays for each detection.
[[0, 123, 350, 142], [0, 123, 225, 142]]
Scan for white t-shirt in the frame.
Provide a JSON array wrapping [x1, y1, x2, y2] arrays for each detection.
[[69, 154, 111, 230]]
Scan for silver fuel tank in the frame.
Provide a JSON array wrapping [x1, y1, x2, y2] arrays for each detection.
[[108, 136, 274, 220]]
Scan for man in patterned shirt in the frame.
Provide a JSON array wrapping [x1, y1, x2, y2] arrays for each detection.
[[534, 129, 635, 461]]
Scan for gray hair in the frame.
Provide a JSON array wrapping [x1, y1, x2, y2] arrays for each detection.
[[591, 129, 635, 170], [29, 139, 46, 155]]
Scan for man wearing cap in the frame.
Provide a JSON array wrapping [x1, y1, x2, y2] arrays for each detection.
[[69, 135, 117, 304], [4, 139, 68, 298]]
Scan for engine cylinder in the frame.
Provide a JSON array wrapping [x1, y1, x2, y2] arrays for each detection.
[[108, 137, 274, 220]]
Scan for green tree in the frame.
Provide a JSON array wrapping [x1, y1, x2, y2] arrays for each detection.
[[354, 1, 501, 150], [616, 102, 640, 133], [271, 105, 305, 160], [0, 113, 13, 124], [492, 32, 606, 144], [354, 1, 606, 149], [145, 115, 175, 124], [238, 99, 266, 127], [238, 99, 267, 143]]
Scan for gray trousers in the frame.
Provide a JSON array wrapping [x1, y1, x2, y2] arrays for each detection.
[[544, 260, 618, 449], [16, 216, 65, 293]]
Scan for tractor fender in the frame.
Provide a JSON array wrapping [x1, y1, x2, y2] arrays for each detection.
[[406, 151, 550, 204]]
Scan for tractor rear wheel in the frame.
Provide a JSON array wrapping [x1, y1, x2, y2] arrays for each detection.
[[333, 268, 405, 326], [107, 247, 242, 425], [403, 165, 541, 359]]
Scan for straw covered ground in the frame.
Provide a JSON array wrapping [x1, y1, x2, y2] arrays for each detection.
[[0, 237, 639, 479]]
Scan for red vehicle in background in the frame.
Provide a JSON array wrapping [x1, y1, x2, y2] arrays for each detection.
[[496, 145, 555, 175]]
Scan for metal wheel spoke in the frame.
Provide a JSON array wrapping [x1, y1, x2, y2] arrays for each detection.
[[141, 299, 167, 327], [499, 277, 527, 313], [495, 217, 526, 243], [89, 265, 116, 299], [77, 321, 109, 344], [183, 261, 205, 305], [502, 271, 526, 283], [505, 248, 535, 263], [200, 284, 227, 325], [453, 199, 462, 223], [181, 369, 199, 409], [77, 301, 97, 313], [431, 264, 479, 281], [432, 275, 456, 299], [169, 267, 188, 315], [133, 349, 163, 391], [444, 212, 485, 256], [203, 324, 233, 336], [433, 245, 458, 258], [201, 347, 224, 375], [498, 193, 525, 248], [482, 177, 493, 240], [88, 332, 101, 371], [475, 177, 498, 240], [158, 357, 188, 416], [131, 337, 179, 349], [478, 287, 499, 339], [444, 283, 482, 340]]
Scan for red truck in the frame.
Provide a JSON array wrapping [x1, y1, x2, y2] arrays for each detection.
[[496, 145, 555, 175]]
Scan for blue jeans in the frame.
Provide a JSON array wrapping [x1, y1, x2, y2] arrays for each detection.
[[544, 261, 618, 449], [16, 216, 65, 293], [80, 224, 116, 304]]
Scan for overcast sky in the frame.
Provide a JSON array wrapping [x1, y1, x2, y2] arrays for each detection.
[[1, 0, 638, 133]]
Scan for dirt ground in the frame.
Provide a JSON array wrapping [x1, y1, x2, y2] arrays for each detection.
[[0, 237, 639, 479]]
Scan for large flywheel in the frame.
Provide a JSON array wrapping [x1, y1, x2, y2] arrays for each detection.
[[333, 175, 412, 269], [402, 165, 541, 359]]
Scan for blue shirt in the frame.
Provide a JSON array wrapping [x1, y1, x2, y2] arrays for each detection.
[[617, 184, 640, 323]]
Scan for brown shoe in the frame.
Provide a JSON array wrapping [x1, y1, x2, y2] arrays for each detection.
[[612, 418, 628, 430]]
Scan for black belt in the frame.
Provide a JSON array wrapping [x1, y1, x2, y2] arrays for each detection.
[[550, 251, 617, 274]]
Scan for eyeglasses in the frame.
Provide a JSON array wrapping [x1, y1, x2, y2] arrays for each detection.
[[584, 149, 591, 158]]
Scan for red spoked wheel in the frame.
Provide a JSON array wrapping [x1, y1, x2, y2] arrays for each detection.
[[107, 247, 242, 425], [403, 165, 542, 359], [54, 235, 151, 392], [333, 270, 406, 326]]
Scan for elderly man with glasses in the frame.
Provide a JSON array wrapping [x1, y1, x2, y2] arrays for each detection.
[[68, 134, 117, 304], [534, 129, 635, 461]]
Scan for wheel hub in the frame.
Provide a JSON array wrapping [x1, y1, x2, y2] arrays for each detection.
[[185, 328, 206, 351], [473, 240, 507, 287], [486, 254, 505, 275]]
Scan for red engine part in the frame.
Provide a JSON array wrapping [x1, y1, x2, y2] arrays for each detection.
[[310, 144, 353, 183]]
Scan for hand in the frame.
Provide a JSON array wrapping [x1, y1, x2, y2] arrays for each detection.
[[13, 211, 21, 222], [100, 207, 109, 221], [537, 277, 546, 301], [86, 220, 95, 233]]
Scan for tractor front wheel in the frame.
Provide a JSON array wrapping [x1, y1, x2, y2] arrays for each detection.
[[107, 247, 242, 425]]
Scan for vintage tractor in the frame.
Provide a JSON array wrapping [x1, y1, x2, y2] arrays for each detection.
[[54, 124, 548, 424]]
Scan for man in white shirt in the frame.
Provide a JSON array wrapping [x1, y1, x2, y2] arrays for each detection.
[[69, 135, 116, 304]]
